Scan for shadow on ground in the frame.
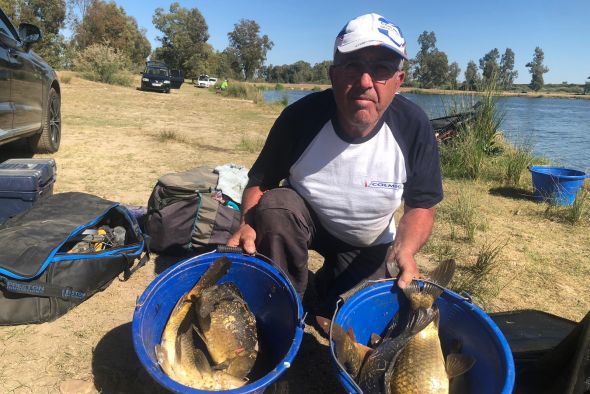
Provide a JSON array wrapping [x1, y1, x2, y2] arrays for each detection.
[[0, 140, 34, 162], [92, 322, 168, 393], [489, 186, 537, 202]]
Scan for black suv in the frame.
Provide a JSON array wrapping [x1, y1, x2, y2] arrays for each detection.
[[0, 7, 61, 153], [140, 60, 184, 93]]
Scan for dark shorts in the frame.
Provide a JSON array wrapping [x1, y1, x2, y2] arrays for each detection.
[[252, 188, 395, 314]]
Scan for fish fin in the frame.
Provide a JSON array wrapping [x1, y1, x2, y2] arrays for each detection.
[[383, 311, 400, 338], [407, 307, 438, 336], [187, 256, 232, 301], [370, 333, 382, 347], [446, 353, 476, 378], [354, 342, 373, 361], [192, 348, 213, 374], [427, 259, 456, 289], [315, 316, 332, 336], [401, 279, 421, 301], [347, 326, 358, 343]]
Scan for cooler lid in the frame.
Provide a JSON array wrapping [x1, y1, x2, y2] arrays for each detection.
[[0, 169, 53, 192], [0, 158, 57, 184]]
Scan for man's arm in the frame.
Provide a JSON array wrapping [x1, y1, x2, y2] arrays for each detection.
[[226, 185, 264, 254], [386, 205, 436, 288]]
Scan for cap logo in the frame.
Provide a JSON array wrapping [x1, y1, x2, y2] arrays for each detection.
[[377, 17, 405, 49]]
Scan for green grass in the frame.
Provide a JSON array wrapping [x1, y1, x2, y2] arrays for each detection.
[[450, 240, 505, 307], [443, 187, 479, 242], [156, 130, 187, 143], [237, 134, 265, 153], [504, 144, 534, 186]]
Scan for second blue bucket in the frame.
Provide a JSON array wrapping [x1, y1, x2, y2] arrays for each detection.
[[529, 166, 587, 206], [331, 279, 515, 394], [132, 251, 305, 393]]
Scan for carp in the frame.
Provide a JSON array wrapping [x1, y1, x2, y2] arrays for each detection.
[[155, 256, 258, 390], [358, 259, 475, 394]]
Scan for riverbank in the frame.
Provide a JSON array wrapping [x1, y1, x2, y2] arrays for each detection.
[[0, 75, 587, 393], [265, 82, 590, 100]]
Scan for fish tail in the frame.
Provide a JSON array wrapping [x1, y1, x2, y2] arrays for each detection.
[[428, 259, 456, 289], [402, 259, 456, 308], [187, 256, 232, 300]]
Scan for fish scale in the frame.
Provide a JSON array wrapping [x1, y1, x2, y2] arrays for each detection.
[[386, 319, 448, 394]]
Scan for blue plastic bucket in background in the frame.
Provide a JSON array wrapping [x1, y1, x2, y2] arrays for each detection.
[[529, 166, 588, 206], [132, 252, 305, 394], [331, 280, 515, 394]]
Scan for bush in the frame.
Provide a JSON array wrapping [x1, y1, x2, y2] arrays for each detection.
[[504, 143, 534, 186], [74, 43, 133, 86], [223, 82, 264, 103]]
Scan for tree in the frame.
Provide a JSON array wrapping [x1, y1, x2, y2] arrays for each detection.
[[584, 76, 590, 95], [5, 0, 67, 68], [447, 62, 460, 90], [525, 47, 549, 91], [74, 0, 150, 67], [499, 48, 518, 89], [463, 60, 480, 91], [152, 2, 209, 75], [413, 31, 449, 89], [227, 19, 273, 80], [479, 48, 500, 84]]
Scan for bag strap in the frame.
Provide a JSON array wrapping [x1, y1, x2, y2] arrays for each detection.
[[0, 276, 86, 301]]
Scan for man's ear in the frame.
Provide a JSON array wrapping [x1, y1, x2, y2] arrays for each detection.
[[397, 70, 406, 86]]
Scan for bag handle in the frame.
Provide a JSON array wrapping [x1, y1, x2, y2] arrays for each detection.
[[0, 276, 86, 301]]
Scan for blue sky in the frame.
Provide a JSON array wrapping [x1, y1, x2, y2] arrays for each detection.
[[109, 0, 590, 84]]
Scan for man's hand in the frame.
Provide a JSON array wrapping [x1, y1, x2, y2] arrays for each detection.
[[226, 185, 264, 255], [387, 205, 436, 288], [227, 223, 257, 254]]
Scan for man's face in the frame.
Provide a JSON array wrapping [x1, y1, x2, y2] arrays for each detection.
[[330, 46, 405, 138]]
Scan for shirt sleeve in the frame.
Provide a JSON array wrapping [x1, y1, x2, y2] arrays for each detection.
[[401, 103, 444, 208], [248, 90, 336, 189]]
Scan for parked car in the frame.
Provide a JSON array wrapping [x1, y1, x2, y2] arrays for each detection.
[[194, 74, 218, 88], [140, 60, 184, 93], [140, 61, 171, 93], [0, 7, 61, 153]]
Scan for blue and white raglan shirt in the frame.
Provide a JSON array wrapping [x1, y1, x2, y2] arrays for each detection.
[[248, 89, 443, 248]]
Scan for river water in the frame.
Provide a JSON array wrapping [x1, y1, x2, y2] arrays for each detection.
[[263, 90, 590, 171]]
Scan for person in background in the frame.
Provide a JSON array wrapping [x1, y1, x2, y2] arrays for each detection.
[[220, 78, 228, 91], [227, 13, 443, 312]]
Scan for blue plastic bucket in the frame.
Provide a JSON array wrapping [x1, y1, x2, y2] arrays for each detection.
[[132, 252, 305, 393], [331, 279, 515, 394], [529, 166, 587, 206]]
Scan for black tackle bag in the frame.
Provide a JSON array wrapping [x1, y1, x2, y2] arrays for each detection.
[[492, 309, 590, 394], [144, 166, 241, 253], [0, 192, 147, 325]]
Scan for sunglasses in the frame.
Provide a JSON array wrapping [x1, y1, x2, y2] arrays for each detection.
[[335, 59, 402, 83]]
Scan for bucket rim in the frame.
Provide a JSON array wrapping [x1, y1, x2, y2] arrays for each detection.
[[528, 165, 588, 179], [132, 251, 305, 394], [329, 278, 515, 394]]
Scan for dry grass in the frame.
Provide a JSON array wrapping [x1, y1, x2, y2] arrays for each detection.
[[0, 77, 588, 393]]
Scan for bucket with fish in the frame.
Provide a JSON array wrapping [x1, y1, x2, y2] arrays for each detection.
[[319, 259, 515, 394], [132, 249, 305, 393]]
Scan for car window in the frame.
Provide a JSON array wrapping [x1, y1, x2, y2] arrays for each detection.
[[0, 12, 19, 41]]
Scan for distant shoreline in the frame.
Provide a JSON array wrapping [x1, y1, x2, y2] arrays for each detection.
[[271, 82, 590, 100]]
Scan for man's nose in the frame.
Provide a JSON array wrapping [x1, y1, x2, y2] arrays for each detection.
[[358, 71, 374, 89]]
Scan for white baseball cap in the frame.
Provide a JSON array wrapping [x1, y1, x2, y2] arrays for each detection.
[[334, 13, 408, 60]]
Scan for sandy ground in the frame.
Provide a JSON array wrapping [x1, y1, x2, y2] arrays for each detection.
[[0, 75, 588, 393]]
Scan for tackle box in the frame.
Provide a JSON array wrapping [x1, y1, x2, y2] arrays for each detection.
[[0, 158, 57, 223]]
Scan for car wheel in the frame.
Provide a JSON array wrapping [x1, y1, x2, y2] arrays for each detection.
[[29, 87, 61, 153], [165, 88, 170, 93]]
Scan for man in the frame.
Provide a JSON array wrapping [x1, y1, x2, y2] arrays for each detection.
[[227, 13, 442, 309]]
